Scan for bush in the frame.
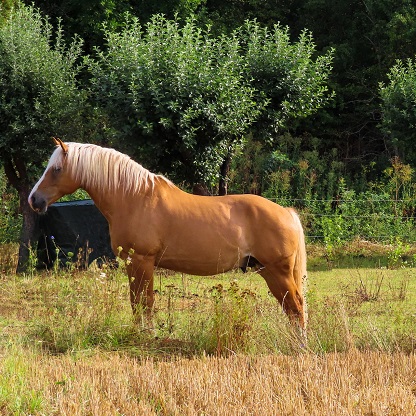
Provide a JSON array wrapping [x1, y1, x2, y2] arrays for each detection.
[[232, 139, 416, 247], [380, 57, 416, 165], [0, 168, 20, 244]]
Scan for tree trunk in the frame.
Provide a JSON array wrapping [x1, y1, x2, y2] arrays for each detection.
[[16, 187, 39, 273], [4, 155, 39, 273], [219, 154, 231, 196]]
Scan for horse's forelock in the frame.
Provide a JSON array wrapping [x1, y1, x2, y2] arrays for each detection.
[[47, 146, 65, 169]]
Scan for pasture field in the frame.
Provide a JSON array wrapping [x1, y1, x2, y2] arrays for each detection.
[[0, 245, 416, 415]]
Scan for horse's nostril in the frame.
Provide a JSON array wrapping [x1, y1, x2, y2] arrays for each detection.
[[29, 193, 47, 213]]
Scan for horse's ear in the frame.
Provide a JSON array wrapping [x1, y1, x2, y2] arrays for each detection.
[[52, 137, 68, 154]]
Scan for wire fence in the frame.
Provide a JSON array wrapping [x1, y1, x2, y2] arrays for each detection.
[[267, 197, 416, 244]]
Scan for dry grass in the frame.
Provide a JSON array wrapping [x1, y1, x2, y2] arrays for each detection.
[[0, 243, 19, 274], [2, 346, 416, 415], [1, 242, 416, 414]]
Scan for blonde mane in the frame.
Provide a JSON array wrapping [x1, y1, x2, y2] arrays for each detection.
[[49, 142, 170, 194]]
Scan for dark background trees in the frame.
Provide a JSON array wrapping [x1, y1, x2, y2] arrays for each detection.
[[297, 0, 416, 172], [26, 0, 416, 176], [1, 0, 416, 269]]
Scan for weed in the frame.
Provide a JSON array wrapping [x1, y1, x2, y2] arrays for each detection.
[[26, 243, 38, 277], [354, 271, 384, 303], [387, 237, 411, 269], [198, 280, 258, 355], [321, 215, 345, 259], [307, 297, 355, 353], [0, 243, 18, 275]]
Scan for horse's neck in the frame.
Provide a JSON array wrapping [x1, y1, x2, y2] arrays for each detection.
[[82, 176, 158, 222], [82, 185, 117, 221]]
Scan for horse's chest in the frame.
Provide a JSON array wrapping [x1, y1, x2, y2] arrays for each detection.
[[109, 223, 161, 255]]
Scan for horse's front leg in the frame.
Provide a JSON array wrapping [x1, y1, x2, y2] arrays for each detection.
[[126, 255, 155, 327]]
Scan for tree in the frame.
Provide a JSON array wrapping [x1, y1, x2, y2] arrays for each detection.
[[88, 15, 264, 193], [298, 0, 416, 172], [239, 20, 334, 137], [88, 15, 333, 193], [380, 57, 416, 164], [0, 5, 86, 271]]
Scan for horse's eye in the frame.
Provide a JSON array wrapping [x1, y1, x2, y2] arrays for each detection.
[[53, 166, 62, 173]]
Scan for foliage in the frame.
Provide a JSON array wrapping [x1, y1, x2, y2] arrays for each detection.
[[0, 168, 20, 243], [232, 138, 416, 248], [28, 0, 207, 52], [20, 0, 416, 188], [239, 21, 335, 136], [29, 0, 133, 52], [380, 57, 416, 164], [88, 15, 333, 188], [232, 135, 345, 200], [0, 0, 19, 24], [199, 0, 299, 34], [0, 4, 86, 187], [1, 2, 416, 254], [296, 0, 416, 176], [88, 15, 264, 186], [0, 4, 88, 270]]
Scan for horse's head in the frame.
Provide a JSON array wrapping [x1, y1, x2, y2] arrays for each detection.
[[29, 138, 79, 213]]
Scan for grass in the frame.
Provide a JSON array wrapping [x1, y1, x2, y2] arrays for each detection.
[[1, 346, 416, 415], [0, 242, 416, 414]]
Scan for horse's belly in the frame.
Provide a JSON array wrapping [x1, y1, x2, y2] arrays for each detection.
[[158, 261, 237, 276], [157, 247, 243, 276]]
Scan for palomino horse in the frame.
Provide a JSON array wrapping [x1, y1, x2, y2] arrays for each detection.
[[29, 139, 308, 330]]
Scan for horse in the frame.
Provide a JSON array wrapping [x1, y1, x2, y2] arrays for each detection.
[[29, 138, 308, 330]]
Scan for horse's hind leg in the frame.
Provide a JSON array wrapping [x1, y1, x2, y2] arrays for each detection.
[[258, 259, 305, 329]]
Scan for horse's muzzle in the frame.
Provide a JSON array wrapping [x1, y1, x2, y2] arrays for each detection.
[[29, 193, 47, 214]]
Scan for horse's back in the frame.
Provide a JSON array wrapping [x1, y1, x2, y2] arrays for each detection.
[[161, 191, 299, 266]]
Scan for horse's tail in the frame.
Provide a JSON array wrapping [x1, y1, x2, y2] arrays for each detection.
[[287, 208, 308, 323]]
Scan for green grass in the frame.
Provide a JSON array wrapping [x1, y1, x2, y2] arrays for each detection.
[[0, 344, 44, 414], [1, 257, 415, 358], [307, 267, 416, 351], [1, 241, 415, 358]]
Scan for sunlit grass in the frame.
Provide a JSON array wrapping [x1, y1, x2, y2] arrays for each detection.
[[1, 242, 416, 414], [1, 260, 415, 356], [1, 342, 416, 415]]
